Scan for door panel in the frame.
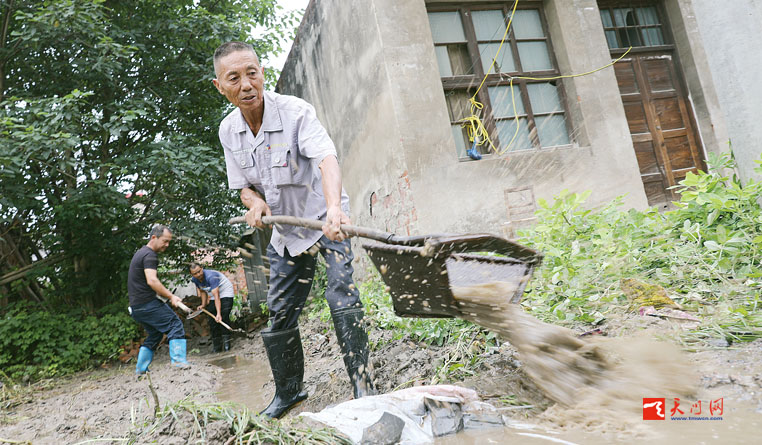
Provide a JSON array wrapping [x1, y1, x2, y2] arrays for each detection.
[[615, 62, 640, 94], [623, 102, 649, 133], [614, 51, 704, 208], [665, 135, 693, 170], [643, 181, 669, 206], [643, 58, 674, 91], [653, 97, 683, 129], [634, 141, 661, 176]]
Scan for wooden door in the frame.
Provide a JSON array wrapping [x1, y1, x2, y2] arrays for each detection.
[[614, 52, 705, 208]]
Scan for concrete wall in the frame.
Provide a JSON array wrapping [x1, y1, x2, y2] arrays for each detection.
[[684, 0, 762, 184], [277, 0, 414, 237], [663, 0, 730, 184], [278, 0, 649, 245], [379, 0, 647, 237]]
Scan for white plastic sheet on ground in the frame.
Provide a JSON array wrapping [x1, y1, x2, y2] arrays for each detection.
[[299, 385, 497, 444]]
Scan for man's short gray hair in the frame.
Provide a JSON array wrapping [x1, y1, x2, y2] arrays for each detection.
[[149, 224, 172, 239], [213, 41, 259, 73]]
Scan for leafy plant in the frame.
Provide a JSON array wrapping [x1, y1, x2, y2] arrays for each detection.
[[0, 300, 140, 382], [354, 269, 498, 382], [517, 152, 762, 346]]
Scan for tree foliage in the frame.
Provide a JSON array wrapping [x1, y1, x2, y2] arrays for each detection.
[[0, 0, 299, 309]]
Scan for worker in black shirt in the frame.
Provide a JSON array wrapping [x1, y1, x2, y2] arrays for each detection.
[[127, 224, 190, 374]]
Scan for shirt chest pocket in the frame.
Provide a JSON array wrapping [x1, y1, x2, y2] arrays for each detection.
[[233, 150, 261, 185], [269, 147, 298, 187]]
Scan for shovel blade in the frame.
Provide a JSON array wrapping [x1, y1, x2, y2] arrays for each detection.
[[363, 234, 541, 319], [187, 308, 203, 319]]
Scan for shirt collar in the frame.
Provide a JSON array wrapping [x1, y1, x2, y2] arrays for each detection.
[[231, 91, 283, 134]]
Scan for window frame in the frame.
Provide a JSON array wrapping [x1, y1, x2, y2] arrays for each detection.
[[597, 0, 674, 54], [428, 1, 573, 159]]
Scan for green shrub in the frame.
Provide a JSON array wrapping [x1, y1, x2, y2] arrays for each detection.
[[0, 299, 141, 382], [517, 152, 762, 344]]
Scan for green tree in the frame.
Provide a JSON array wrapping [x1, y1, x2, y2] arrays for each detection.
[[0, 0, 299, 309]]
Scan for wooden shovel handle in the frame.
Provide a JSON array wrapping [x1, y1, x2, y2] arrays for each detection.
[[199, 307, 236, 332], [228, 215, 403, 245]]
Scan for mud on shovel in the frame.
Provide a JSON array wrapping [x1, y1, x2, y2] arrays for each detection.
[[229, 215, 542, 319], [187, 307, 245, 334]]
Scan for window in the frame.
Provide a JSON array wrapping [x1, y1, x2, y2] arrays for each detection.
[[428, 4, 570, 159], [598, 3, 666, 49]]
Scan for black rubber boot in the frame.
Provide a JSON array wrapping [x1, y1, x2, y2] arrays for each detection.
[[332, 307, 376, 399], [211, 334, 223, 353], [222, 334, 231, 351], [260, 327, 308, 418]]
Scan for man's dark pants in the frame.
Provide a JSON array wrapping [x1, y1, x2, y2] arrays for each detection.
[[130, 299, 186, 350], [205, 298, 234, 339], [266, 235, 361, 330]]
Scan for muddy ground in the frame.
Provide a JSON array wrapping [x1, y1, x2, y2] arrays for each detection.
[[1, 310, 761, 444]]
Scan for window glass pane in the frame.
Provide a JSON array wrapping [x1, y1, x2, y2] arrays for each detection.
[[618, 28, 642, 47], [642, 27, 664, 46], [451, 124, 469, 158], [428, 12, 466, 43], [600, 9, 613, 28], [636, 7, 660, 25], [445, 90, 471, 121], [605, 30, 619, 49], [479, 43, 515, 73], [488, 85, 524, 118], [613, 8, 636, 26], [535, 115, 570, 147], [527, 83, 562, 114], [512, 9, 544, 39], [496, 118, 532, 151], [518, 41, 552, 71], [434, 46, 453, 77], [472, 10, 505, 41]]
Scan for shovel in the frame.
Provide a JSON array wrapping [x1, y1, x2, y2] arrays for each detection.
[[229, 215, 542, 319], [187, 306, 245, 334]]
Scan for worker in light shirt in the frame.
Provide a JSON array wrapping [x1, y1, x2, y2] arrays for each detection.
[[189, 263, 235, 352]]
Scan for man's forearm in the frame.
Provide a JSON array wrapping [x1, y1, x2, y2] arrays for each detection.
[[148, 280, 175, 299], [319, 155, 343, 209], [241, 187, 265, 209], [213, 289, 222, 315]]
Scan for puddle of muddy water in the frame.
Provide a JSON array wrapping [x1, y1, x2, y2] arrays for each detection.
[[209, 355, 272, 412]]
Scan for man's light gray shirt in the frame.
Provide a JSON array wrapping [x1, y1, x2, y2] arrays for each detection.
[[220, 91, 350, 257]]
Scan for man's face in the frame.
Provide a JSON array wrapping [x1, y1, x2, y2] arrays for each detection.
[[190, 266, 204, 281], [153, 230, 172, 253], [213, 50, 265, 113]]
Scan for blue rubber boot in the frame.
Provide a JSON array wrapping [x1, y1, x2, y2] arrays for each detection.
[[169, 338, 190, 368], [135, 346, 154, 375]]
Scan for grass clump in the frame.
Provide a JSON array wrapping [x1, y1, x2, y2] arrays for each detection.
[[125, 397, 351, 445]]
